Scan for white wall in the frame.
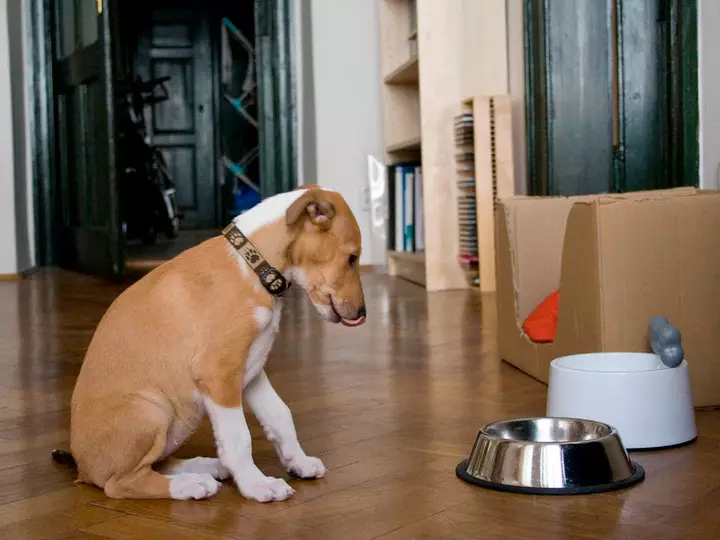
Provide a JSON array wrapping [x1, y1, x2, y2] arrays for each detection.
[[0, 0, 18, 275], [0, 0, 33, 275], [699, 0, 720, 190], [301, 0, 384, 266], [506, 0, 527, 195], [293, 0, 317, 189], [8, 0, 33, 271]]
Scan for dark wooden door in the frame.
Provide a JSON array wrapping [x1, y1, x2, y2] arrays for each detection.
[[135, 8, 216, 229], [52, 0, 123, 276]]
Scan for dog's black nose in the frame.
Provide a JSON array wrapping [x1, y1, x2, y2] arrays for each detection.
[[358, 305, 367, 318]]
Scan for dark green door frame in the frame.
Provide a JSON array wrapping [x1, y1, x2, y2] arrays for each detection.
[[524, 0, 698, 196], [255, 0, 297, 198], [28, 0, 56, 267], [29, 0, 126, 274]]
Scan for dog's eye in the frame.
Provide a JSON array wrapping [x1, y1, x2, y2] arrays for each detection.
[[348, 254, 358, 266]]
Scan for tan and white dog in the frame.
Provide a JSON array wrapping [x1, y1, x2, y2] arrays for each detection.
[[56, 186, 366, 503]]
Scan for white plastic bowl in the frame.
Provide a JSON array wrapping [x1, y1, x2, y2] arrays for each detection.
[[546, 352, 696, 450]]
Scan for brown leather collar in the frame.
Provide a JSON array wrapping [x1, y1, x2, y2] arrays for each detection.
[[222, 222, 290, 296]]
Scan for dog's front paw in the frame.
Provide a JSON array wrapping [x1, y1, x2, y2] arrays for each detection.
[[239, 476, 295, 503], [287, 455, 327, 479]]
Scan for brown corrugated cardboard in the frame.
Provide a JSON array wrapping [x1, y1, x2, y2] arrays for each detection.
[[495, 187, 720, 408]]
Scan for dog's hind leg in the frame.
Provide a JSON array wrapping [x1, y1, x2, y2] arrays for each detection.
[[91, 398, 220, 500], [156, 457, 230, 480], [105, 467, 220, 500]]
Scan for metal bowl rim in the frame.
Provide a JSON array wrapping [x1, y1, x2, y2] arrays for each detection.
[[478, 416, 621, 446], [455, 458, 645, 496]]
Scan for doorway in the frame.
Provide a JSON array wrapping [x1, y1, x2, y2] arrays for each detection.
[[120, 0, 260, 270], [524, 0, 698, 196], [32, 0, 296, 278]]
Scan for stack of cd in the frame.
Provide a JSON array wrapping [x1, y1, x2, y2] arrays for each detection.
[[457, 176, 475, 189], [458, 194, 477, 256], [454, 113, 475, 186], [454, 113, 474, 145], [454, 112, 479, 287]]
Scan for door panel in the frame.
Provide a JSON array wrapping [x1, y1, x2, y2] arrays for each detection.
[[620, 0, 666, 191], [153, 61, 193, 132], [163, 147, 196, 209], [53, 0, 123, 277], [135, 8, 215, 229], [545, 0, 613, 195]]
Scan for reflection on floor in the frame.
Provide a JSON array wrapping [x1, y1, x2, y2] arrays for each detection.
[[125, 229, 219, 274]]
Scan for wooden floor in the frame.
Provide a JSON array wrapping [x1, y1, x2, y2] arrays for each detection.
[[125, 229, 220, 275], [1, 269, 719, 539]]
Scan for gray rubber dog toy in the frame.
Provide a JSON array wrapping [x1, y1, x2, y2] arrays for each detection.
[[648, 315, 684, 368]]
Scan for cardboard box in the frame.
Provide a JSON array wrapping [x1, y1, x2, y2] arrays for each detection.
[[495, 188, 720, 408]]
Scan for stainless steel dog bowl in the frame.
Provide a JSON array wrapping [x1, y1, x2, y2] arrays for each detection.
[[456, 417, 645, 495]]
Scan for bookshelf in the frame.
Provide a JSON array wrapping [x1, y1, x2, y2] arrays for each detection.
[[380, 0, 424, 285], [379, 0, 513, 292]]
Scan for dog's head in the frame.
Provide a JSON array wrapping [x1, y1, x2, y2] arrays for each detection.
[[286, 187, 366, 327]]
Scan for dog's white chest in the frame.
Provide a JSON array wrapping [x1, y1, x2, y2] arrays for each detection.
[[244, 302, 282, 387]]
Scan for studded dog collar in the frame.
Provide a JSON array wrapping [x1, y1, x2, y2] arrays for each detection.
[[222, 222, 290, 296]]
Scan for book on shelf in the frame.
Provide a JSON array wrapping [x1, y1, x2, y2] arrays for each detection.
[[414, 165, 424, 250], [388, 162, 424, 254]]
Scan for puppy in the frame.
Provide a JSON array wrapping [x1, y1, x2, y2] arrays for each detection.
[[58, 187, 366, 502]]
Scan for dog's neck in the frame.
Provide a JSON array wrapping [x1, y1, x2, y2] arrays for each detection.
[[231, 189, 308, 275]]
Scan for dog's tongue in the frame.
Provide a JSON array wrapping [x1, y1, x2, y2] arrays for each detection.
[[341, 316, 366, 327]]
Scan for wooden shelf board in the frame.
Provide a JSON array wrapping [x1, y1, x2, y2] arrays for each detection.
[[388, 250, 426, 287], [384, 56, 419, 85], [389, 251, 425, 262], [387, 136, 422, 153]]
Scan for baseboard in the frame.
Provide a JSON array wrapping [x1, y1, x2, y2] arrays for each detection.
[[0, 267, 38, 281]]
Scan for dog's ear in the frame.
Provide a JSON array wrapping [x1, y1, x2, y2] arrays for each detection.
[[286, 189, 335, 230]]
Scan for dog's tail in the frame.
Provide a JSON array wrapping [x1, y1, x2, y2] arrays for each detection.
[[51, 449, 77, 468]]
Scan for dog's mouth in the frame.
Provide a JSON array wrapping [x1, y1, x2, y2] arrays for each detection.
[[340, 315, 366, 327], [329, 298, 366, 327]]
